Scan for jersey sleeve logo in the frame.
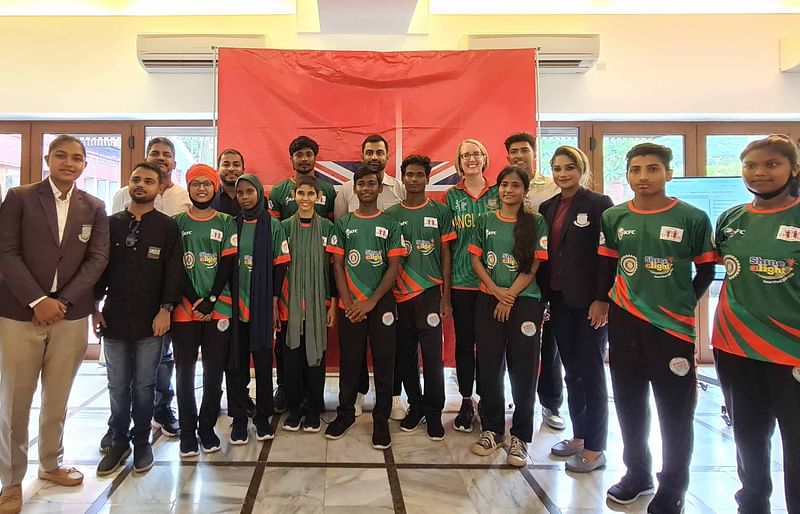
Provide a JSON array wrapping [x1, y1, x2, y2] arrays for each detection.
[[230, 234, 238, 247], [316, 194, 327, 205], [281, 240, 290, 255], [776, 225, 800, 242], [330, 234, 338, 246], [322, 236, 328, 246], [620, 255, 638, 276], [574, 213, 590, 227], [210, 229, 224, 242], [375, 226, 389, 239], [539, 236, 548, 251], [599, 232, 606, 245], [659, 226, 684, 243], [423, 216, 439, 228]]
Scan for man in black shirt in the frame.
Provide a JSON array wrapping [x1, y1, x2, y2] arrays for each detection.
[[93, 162, 183, 476], [212, 148, 245, 216]]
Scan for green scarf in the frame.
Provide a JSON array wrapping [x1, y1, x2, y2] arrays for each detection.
[[286, 212, 327, 366]]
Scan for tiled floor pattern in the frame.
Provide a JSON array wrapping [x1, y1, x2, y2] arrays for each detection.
[[12, 364, 789, 513]]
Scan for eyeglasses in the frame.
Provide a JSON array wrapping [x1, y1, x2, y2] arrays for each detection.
[[189, 180, 215, 190], [126, 220, 140, 248], [460, 152, 483, 161]]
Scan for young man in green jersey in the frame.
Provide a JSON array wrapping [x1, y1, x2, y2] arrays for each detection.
[[385, 155, 456, 441], [598, 143, 716, 513], [171, 164, 238, 458], [269, 136, 336, 413], [326, 166, 404, 449], [278, 175, 338, 433], [445, 138, 499, 432], [227, 174, 290, 445]]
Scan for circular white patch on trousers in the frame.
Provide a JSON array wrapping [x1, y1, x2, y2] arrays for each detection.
[[669, 357, 691, 377], [217, 318, 230, 332], [426, 313, 441, 327], [520, 321, 537, 337], [382, 312, 395, 326], [792, 367, 800, 383]]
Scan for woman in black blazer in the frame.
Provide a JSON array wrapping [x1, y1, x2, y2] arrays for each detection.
[[538, 146, 614, 473]]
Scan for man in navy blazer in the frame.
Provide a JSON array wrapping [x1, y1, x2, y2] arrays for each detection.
[[0, 135, 109, 513]]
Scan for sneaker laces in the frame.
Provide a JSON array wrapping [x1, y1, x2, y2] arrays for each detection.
[[476, 431, 497, 450], [509, 437, 526, 456]]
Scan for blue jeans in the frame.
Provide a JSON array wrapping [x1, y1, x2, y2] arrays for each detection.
[[104, 336, 163, 446], [153, 334, 175, 414]]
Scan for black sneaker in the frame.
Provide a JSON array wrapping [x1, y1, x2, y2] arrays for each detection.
[[282, 411, 304, 432], [647, 490, 685, 513], [453, 398, 475, 433], [324, 415, 355, 440], [133, 443, 154, 473], [179, 431, 199, 458], [607, 477, 655, 505], [99, 428, 113, 454], [372, 420, 391, 450], [400, 407, 425, 432], [96, 445, 131, 476], [303, 412, 321, 433], [255, 418, 275, 441], [273, 386, 287, 414], [153, 408, 180, 437], [199, 428, 221, 453], [230, 418, 249, 445], [426, 414, 445, 441]]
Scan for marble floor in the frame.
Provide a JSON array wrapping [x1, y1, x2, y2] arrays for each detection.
[[10, 363, 789, 513]]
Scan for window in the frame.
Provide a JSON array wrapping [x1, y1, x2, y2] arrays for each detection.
[[0, 133, 22, 200], [705, 135, 768, 176], [539, 126, 580, 176], [144, 126, 217, 188]]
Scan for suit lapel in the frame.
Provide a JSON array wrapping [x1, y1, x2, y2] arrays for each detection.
[[37, 181, 60, 245], [62, 189, 86, 246]]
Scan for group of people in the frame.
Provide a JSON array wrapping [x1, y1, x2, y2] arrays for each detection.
[[0, 130, 797, 514]]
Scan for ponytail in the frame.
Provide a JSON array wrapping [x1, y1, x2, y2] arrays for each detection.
[[513, 209, 537, 274]]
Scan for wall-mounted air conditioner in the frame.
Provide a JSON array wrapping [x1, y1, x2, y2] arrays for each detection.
[[137, 34, 268, 73], [462, 33, 600, 74]]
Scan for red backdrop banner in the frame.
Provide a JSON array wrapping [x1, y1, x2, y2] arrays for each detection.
[[217, 48, 537, 368]]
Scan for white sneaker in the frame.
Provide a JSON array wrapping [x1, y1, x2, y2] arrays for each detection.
[[390, 395, 408, 421], [355, 393, 365, 417]]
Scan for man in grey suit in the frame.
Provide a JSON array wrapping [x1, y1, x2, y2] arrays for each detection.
[[0, 135, 109, 514]]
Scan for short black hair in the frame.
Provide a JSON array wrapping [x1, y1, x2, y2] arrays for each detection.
[[626, 143, 673, 170], [503, 132, 536, 152], [294, 174, 319, 193], [131, 161, 163, 184], [289, 136, 319, 156], [361, 134, 389, 154], [400, 155, 432, 177], [353, 165, 380, 183], [48, 134, 86, 158], [218, 148, 245, 168], [146, 137, 175, 155]]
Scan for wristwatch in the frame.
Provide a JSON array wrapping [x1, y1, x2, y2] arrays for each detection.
[[160, 303, 175, 312], [209, 295, 218, 303]]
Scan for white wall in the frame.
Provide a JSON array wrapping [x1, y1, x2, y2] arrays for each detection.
[[0, 13, 799, 120]]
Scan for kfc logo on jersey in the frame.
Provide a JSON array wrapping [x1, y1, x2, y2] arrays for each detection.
[[423, 217, 439, 229], [776, 225, 800, 242], [659, 226, 684, 243], [375, 226, 389, 239]]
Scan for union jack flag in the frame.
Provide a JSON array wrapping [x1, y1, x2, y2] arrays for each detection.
[[314, 160, 459, 193]]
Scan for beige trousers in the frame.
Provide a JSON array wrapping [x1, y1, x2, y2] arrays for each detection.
[[0, 316, 87, 486]]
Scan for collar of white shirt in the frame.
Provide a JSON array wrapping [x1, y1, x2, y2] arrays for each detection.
[[48, 176, 75, 202]]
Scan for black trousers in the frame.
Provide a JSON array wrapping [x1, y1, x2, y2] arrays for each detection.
[[608, 303, 696, 497], [274, 331, 285, 388], [356, 340, 402, 396], [715, 349, 800, 514], [537, 318, 564, 411], [396, 287, 445, 416], [225, 321, 274, 424], [452, 289, 481, 398], [171, 320, 229, 433], [475, 294, 543, 442], [549, 292, 608, 451], [282, 321, 326, 415], [337, 293, 396, 423]]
